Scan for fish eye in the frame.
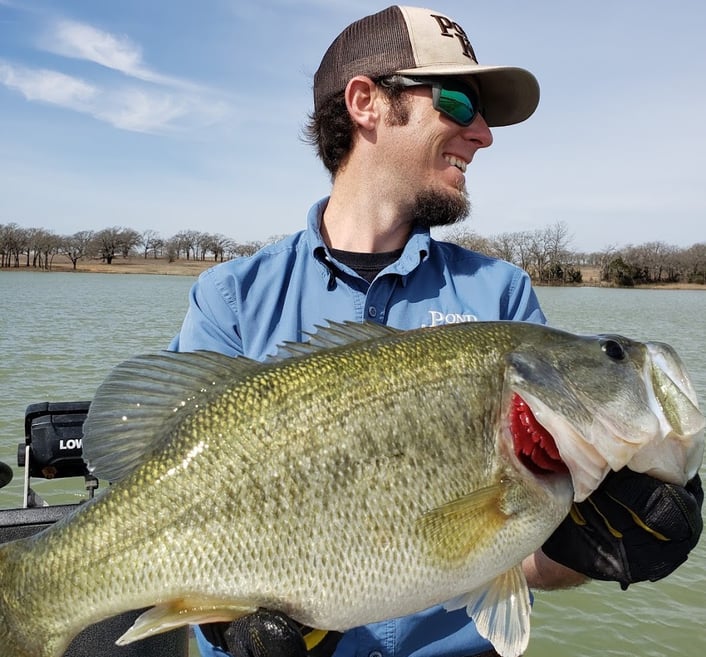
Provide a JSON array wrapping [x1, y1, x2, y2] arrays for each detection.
[[601, 338, 626, 361]]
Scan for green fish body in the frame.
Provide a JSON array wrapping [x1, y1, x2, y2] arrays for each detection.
[[0, 321, 702, 657]]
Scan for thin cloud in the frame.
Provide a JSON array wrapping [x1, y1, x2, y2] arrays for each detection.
[[96, 87, 229, 134], [0, 59, 230, 134], [0, 15, 233, 134], [0, 60, 96, 108], [95, 88, 187, 133], [52, 20, 143, 73], [42, 19, 199, 90]]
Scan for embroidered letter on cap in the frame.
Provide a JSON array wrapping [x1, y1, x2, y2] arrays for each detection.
[[430, 14, 477, 61]]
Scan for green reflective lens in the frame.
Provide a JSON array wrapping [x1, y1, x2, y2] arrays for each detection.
[[436, 88, 476, 126], [379, 75, 482, 127]]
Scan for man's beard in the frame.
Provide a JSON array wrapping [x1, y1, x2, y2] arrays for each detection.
[[411, 188, 470, 229]]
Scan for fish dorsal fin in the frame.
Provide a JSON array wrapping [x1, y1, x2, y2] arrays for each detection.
[[269, 320, 402, 361], [82, 350, 260, 482], [85, 323, 402, 481], [443, 565, 531, 657]]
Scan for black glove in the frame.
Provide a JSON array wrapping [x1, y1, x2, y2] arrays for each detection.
[[543, 468, 703, 590], [200, 609, 342, 657]]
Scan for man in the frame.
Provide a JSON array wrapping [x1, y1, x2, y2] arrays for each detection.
[[171, 6, 702, 657]]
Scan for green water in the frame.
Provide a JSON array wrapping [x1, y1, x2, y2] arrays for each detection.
[[1, 271, 704, 656]]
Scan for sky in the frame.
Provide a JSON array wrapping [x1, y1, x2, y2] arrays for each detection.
[[0, 0, 704, 254]]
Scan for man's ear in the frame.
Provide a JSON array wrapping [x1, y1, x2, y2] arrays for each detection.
[[344, 76, 381, 131]]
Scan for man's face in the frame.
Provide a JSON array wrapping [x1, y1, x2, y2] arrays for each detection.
[[378, 80, 493, 227]]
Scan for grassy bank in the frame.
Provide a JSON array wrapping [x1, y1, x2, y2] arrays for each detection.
[[2, 256, 705, 290], [3, 255, 213, 276]]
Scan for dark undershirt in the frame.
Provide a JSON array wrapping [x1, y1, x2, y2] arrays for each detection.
[[329, 247, 404, 283]]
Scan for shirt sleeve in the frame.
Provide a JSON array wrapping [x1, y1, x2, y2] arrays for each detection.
[[168, 268, 244, 357], [505, 268, 547, 324]]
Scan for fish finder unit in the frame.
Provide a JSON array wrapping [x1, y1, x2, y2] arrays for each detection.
[[16, 401, 98, 507]]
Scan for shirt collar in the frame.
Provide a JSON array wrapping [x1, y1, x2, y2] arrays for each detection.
[[307, 197, 430, 277]]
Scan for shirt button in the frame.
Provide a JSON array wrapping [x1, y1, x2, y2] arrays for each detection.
[[369, 652, 383, 657], [368, 306, 377, 318]]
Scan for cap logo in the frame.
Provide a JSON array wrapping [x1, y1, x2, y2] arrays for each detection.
[[430, 14, 477, 62]]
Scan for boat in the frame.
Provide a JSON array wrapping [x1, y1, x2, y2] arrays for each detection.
[[0, 401, 189, 656]]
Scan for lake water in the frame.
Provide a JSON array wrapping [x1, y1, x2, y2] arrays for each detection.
[[1, 271, 704, 657]]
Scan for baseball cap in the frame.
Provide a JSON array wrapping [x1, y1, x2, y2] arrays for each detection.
[[313, 5, 539, 127]]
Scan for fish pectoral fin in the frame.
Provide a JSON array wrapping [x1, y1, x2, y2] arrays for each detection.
[[116, 598, 258, 645], [443, 564, 531, 657], [416, 483, 509, 564]]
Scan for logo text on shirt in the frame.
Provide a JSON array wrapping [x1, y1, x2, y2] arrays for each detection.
[[423, 311, 478, 327]]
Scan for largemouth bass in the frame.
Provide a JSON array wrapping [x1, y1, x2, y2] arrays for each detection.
[[0, 321, 703, 657]]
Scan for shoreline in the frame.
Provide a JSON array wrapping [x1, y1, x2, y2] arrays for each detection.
[[0, 256, 212, 277], [2, 257, 705, 291]]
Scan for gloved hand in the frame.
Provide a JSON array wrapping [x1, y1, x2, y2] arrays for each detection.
[[200, 609, 342, 657], [542, 468, 703, 590], [200, 611, 306, 657]]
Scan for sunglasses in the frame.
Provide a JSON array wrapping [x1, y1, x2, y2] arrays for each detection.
[[379, 75, 483, 127]]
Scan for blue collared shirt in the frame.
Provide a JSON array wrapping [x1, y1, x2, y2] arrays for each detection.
[[170, 198, 545, 358], [171, 198, 546, 657]]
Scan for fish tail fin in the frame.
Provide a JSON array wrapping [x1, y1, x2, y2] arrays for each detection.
[[0, 542, 66, 657], [0, 542, 25, 657], [0, 542, 19, 657]]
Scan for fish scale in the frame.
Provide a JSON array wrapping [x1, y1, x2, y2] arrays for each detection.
[[0, 320, 702, 657]]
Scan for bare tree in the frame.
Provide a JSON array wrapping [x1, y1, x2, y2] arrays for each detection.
[[510, 231, 533, 277], [117, 228, 141, 258], [230, 240, 263, 258], [140, 230, 163, 259], [596, 245, 618, 281], [544, 221, 572, 264], [92, 227, 123, 264], [59, 231, 95, 270], [487, 232, 518, 265], [0, 223, 28, 267], [196, 233, 213, 261], [682, 243, 706, 284], [440, 226, 491, 254], [540, 221, 573, 284], [201, 233, 234, 262], [172, 230, 200, 260], [32, 229, 61, 270]]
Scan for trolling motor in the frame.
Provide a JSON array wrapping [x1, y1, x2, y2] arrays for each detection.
[[15, 401, 98, 507]]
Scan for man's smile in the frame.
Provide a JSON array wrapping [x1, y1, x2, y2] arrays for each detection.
[[443, 154, 467, 173]]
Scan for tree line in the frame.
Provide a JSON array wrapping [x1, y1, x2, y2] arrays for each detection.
[[442, 221, 705, 286], [0, 224, 281, 271], [1, 221, 704, 286]]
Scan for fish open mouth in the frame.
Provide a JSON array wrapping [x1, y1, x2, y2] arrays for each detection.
[[510, 393, 568, 475]]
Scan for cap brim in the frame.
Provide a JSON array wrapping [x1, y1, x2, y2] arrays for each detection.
[[395, 64, 540, 127]]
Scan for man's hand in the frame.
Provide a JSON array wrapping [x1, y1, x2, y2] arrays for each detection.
[[200, 610, 343, 657], [200, 611, 307, 657], [223, 610, 308, 657], [542, 468, 703, 590]]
